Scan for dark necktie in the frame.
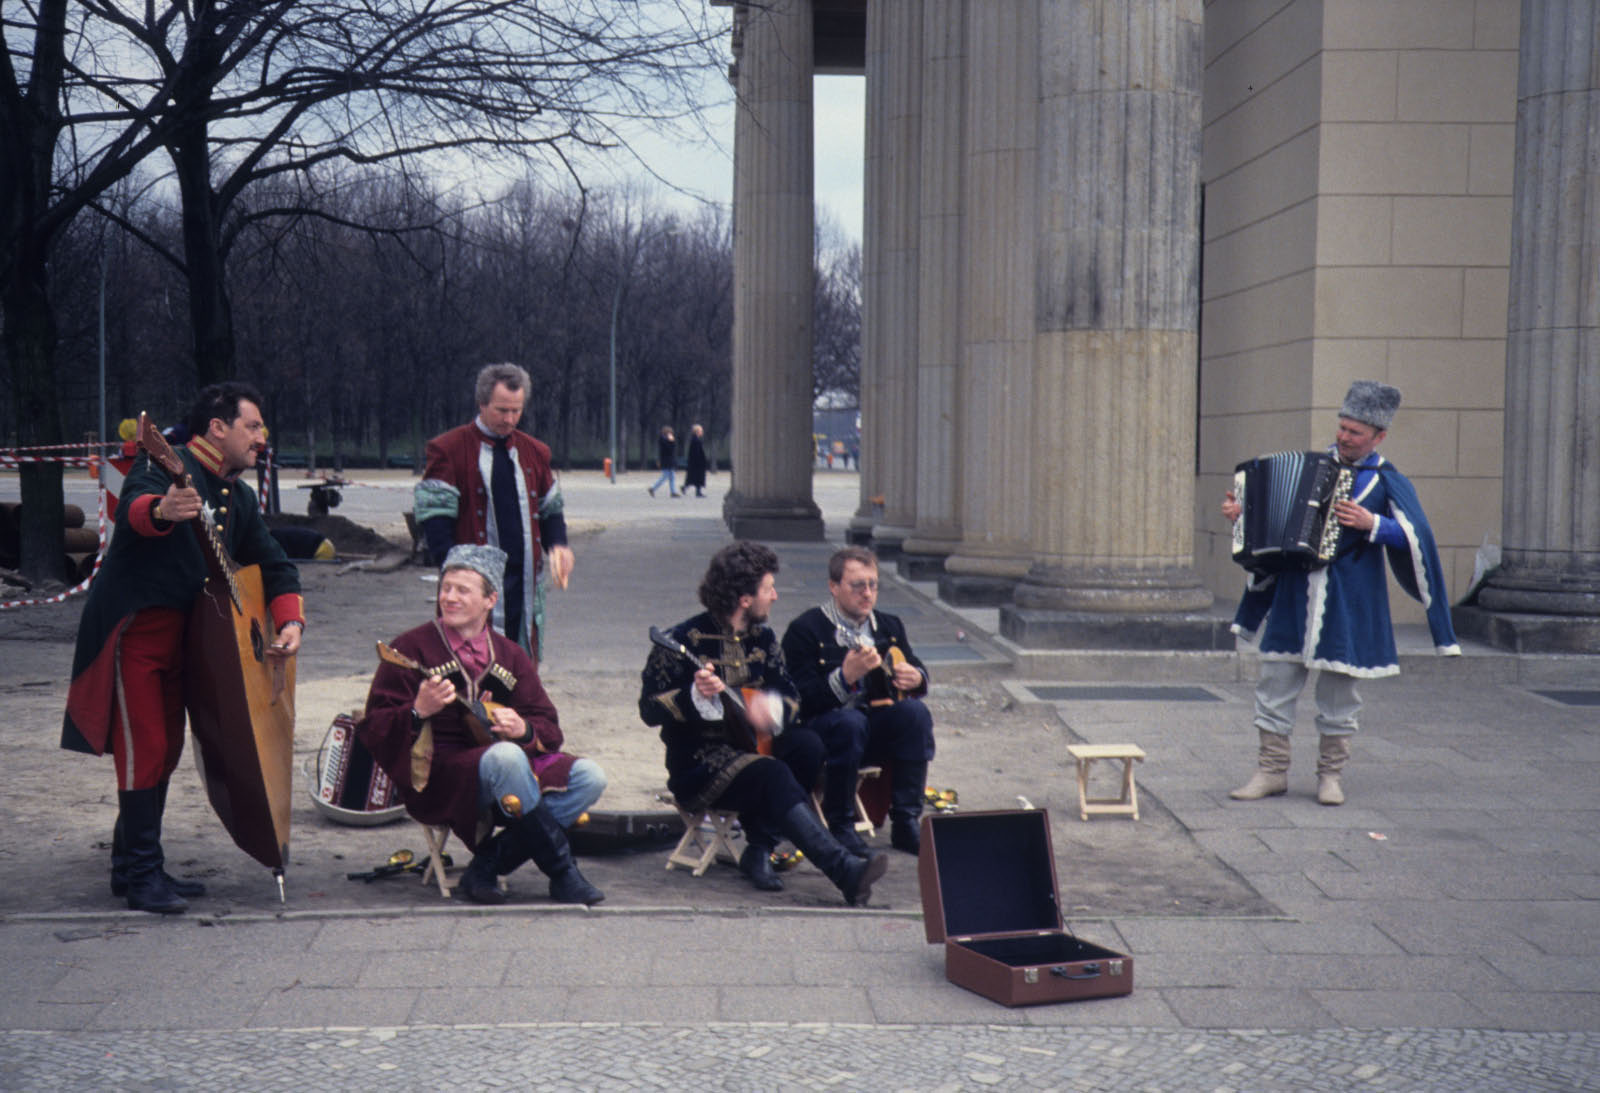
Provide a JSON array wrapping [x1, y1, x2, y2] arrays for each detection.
[[490, 438, 525, 641]]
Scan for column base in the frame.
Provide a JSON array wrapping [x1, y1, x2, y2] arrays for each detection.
[[939, 552, 1031, 606], [722, 492, 825, 541], [845, 517, 875, 546], [937, 573, 1020, 606], [866, 523, 911, 559], [999, 607, 1235, 651], [1014, 563, 1215, 614], [896, 551, 950, 581], [1452, 605, 1600, 655]]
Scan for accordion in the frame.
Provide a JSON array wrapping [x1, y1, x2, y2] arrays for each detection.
[[309, 713, 406, 826], [1231, 450, 1353, 574]]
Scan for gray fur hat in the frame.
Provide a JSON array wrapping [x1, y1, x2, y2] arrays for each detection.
[[441, 543, 506, 600], [1339, 380, 1401, 430]]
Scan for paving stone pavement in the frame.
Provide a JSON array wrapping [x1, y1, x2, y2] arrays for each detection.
[[3, 469, 1598, 1089]]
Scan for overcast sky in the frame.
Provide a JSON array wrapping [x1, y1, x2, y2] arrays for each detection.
[[610, 75, 866, 245]]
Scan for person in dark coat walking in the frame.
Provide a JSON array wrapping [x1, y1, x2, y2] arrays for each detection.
[[684, 424, 709, 497], [648, 425, 678, 498]]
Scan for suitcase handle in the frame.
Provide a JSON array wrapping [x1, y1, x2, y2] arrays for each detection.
[[1050, 963, 1101, 980]]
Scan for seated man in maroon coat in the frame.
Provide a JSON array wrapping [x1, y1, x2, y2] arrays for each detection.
[[357, 544, 604, 905]]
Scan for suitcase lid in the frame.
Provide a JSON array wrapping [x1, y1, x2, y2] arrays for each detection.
[[917, 809, 1063, 944]]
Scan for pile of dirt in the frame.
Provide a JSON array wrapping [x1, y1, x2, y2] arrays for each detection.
[[266, 513, 405, 557]]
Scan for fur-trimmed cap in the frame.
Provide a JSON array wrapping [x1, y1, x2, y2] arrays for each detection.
[[442, 543, 506, 600], [1339, 380, 1401, 430]]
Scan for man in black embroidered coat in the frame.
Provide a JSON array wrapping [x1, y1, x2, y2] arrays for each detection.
[[781, 546, 934, 855]]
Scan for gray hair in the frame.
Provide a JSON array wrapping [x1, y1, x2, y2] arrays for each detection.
[[475, 363, 530, 407]]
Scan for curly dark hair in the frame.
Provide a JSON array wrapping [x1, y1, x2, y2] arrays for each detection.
[[185, 382, 265, 439], [698, 541, 779, 623]]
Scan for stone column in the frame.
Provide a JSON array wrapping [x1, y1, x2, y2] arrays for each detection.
[[899, 0, 967, 580], [852, 0, 922, 556], [1455, 0, 1600, 652], [1000, 0, 1224, 649], [937, 0, 1039, 606], [724, 0, 824, 540]]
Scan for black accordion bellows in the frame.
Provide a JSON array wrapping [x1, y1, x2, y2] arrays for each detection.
[[1231, 450, 1353, 574]]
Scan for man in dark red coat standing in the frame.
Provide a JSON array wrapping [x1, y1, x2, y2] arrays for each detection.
[[414, 363, 574, 662]]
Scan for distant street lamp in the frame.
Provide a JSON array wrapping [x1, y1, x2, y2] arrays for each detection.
[[607, 224, 675, 482]]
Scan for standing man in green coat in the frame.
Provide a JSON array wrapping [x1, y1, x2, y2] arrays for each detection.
[[63, 383, 305, 914]]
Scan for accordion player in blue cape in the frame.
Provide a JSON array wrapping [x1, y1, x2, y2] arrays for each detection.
[[1222, 380, 1460, 807]]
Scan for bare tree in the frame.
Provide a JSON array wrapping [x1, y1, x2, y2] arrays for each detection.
[[103, 0, 726, 385], [3, 2, 218, 579], [813, 238, 862, 405], [3, 0, 725, 579]]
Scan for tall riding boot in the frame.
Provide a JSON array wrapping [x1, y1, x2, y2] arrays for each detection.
[[778, 803, 888, 907], [888, 760, 928, 854], [1316, 734, 1352, 806], [821, 764, 870, 856], [505, 800, 605, 905], [113, 783, 206, 899], [738, 814, 783, 892], [458, 829, 516, 904], [1229, 730, 1291, 800], [117, 788, 187, 914]]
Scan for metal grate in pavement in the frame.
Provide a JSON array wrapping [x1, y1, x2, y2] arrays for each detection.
[[1531, 689, 1600, 707], [1025, 684, 1222, 702]]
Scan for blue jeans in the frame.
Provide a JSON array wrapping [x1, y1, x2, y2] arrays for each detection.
[[649, 467, 677, 495], [476, 742, 607, 828]]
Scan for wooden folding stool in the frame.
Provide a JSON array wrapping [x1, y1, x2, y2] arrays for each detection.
[[663, 799, 742, 876], [1065, 743, 1146, 821]]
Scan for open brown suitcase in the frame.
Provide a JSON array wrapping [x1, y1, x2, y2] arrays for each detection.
[[918, 809, 1134, 1006]]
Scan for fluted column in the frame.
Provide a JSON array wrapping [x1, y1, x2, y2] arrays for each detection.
[[899, 0, 967, 578], [1001, 0, 1219, 648], [853, 0, 922, 556], [938, 0, 1039, 606], [724, 0, 824, 540], [1457, 0, 1600, 651]]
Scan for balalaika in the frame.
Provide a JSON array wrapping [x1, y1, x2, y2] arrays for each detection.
[[1231, 450, 1353, 574]]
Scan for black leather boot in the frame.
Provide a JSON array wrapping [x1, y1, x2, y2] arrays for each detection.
[[117, 788, 187, 914], [821, 764, 870, 856], [888, 760, 928, 855], [779, 803, 888, 907], [506, 800, 604, 905], [112, 782, 206, 899], [738, 814, 783, 891], [458, 830, 513, 904]]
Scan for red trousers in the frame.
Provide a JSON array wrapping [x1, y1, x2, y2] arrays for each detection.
[[109, 608, 188, 791]]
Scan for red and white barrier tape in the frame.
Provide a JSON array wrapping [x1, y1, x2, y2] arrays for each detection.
[[0, 472, 112, 611], [0, 452, 113, 469]]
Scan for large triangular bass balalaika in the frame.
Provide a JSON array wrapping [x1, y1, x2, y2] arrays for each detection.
[[139, 414, 296, 898]]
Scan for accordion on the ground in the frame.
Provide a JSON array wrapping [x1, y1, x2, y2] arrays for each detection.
[[309, 712, 406, 826], [1231, 450, 1353, 574]]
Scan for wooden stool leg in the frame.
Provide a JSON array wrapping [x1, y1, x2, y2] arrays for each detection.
[[419, 823, 452, 898]]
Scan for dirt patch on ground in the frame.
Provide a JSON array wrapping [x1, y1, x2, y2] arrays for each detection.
[[265, 513, 408, 557]]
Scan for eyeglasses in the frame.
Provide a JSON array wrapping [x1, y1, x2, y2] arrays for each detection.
[[845, 579, 879, 593]]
